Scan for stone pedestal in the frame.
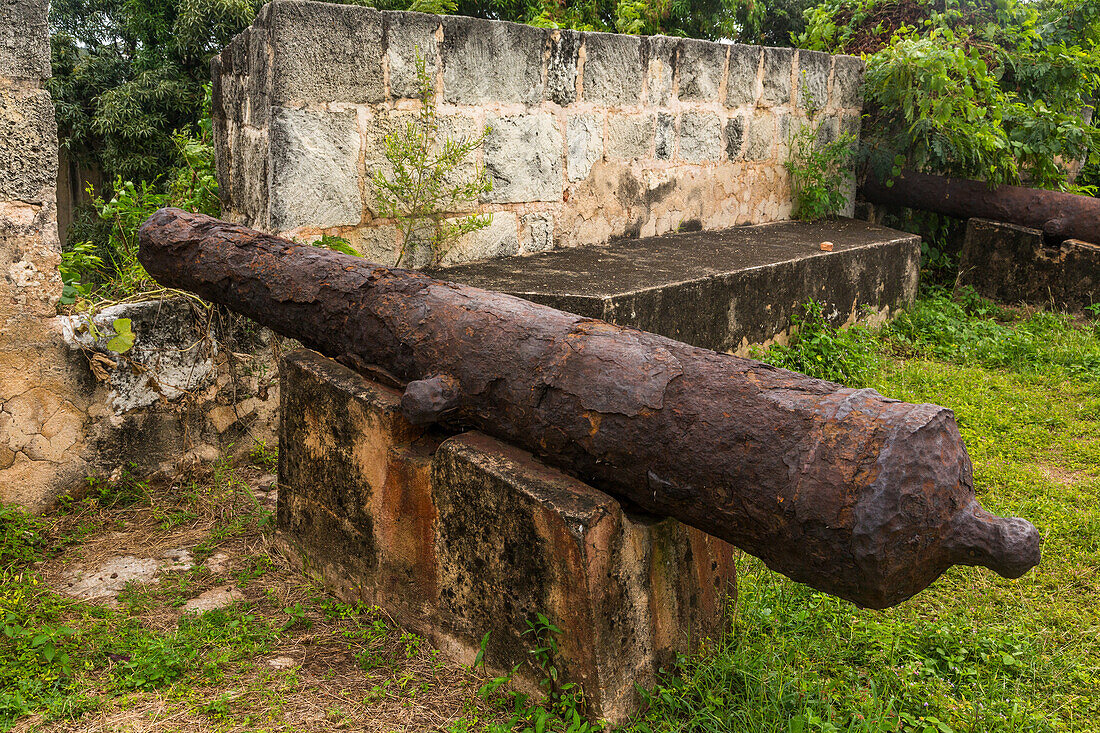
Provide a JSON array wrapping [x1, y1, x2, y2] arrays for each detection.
[[958, 217, 1100, 312], [277, 349, 736, 723]]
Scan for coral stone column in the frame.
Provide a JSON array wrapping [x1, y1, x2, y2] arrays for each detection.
[[0, 0, 89, 508]]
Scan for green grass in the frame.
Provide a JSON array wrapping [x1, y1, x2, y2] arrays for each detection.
[[627, 288, 1100, 733]]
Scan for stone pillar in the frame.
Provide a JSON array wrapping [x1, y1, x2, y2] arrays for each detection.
[[0, 0, 90, 508], [277, 349, 736, 723]]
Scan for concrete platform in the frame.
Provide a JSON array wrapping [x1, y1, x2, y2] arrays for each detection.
[[432, 218, 920, 352]]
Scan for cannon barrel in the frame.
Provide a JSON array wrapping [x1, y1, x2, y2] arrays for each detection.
[[861, 169, 1100, 244], [138, 208, 1040, 608]]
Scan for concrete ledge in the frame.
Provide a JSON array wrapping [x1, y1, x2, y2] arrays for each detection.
[[958, 218, 1100, 311], [432, 218, 920, 353], [277, 349, 735, 723]]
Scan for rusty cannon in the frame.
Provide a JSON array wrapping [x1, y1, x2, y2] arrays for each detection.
[[861, 168, 1100, 244], [138, 208, 1040, 609]]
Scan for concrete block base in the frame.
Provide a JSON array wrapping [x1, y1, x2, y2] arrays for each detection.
[[958, 218, 1100, 311], [277, 350, 736, 723]]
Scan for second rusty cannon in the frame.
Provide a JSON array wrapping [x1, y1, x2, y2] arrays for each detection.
[[138, 208, 1040, 609]]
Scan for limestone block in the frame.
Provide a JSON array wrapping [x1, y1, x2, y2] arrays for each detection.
[[276, 350, 736, 724], [583, 33, 643, 106], [746, 114, 774, 161], [547, 30, 580, 106], [212, 25, 271, 129], [833, 55, 864, 109], [655, 113, 675, 160], [59, 299, 218, 414], [269, 107, 361, 231], [567, 114, 603, 182], [798, 50, 830, 112], [346, 225, 400, 265], [645, 36, 678, 107], [384, 11, 441, 99], [217, 31, 250, 127], [228, 126, 269, 229], [1, 198, 61, 318], [678, 112, 721, 163], [0, 0, 50, 80], [521, 212, 554, 253], [438, 211, 519, 265], [237, 26, 273, 128], [678, 39, 726, 103], [725, 45, 761, 107], [484, 114, 562, 203], [0, 86, 57, 201], [760, 47, 794, 107], [814, 114, 840, 149], [607, 113, 655, 160], [724, 116, 745, 160], [442, 16, 546, 105], [264, 0, 384, 105], [841, 112, 861, 141]]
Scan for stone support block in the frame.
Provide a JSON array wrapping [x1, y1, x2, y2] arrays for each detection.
[[0, 0, 50, 80], [677, 39, 726, 103], [484, 114, 562, 203], [798, 50, 830, 112], [442, 16, 546, 105], [264, 0, 384, 105], [760, 47, 794, 107], [583, 33, 643, 106], [958, 218, 1100, 312], [678, 112, 722, 163], [277, 349, 736, 724], [269, 107, 361, 231], [725, 45, 761, 108], [384, 11, 441, 99], [607, 113, 655, 160]]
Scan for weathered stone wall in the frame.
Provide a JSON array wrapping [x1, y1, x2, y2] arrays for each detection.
[[213, 0, 863, 264], [0, 0, 85, 508], [1, 0, 280, 510]]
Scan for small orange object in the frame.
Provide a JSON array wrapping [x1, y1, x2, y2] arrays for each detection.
[[819, 241, 834, 251]]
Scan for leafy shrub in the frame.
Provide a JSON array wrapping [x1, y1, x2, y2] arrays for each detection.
[[753, 300, 879, 386], [784, 116, 856, 221], [799, 0, 1100, 190], [881, 287, 1100, 380], [371, 53, 492, 267], [61, 89, 220, 304]]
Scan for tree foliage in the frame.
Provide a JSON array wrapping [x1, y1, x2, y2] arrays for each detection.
[[798, 0, 1100, 190], [49, 0, 263, 183]]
